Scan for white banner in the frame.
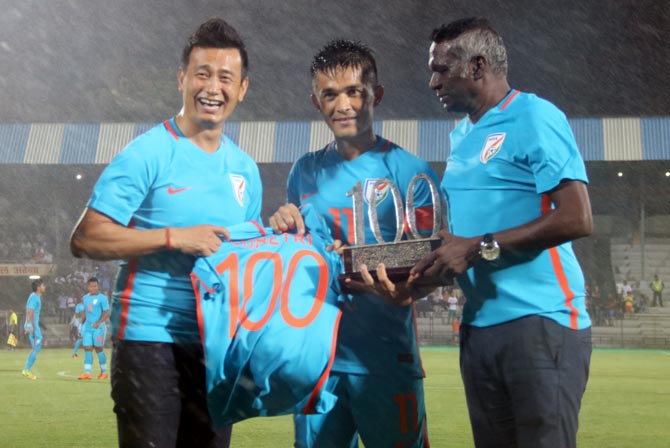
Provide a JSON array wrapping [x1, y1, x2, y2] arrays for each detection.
[[0, 264, 56, 277]]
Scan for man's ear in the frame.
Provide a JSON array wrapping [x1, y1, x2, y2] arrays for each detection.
[[373, 85, 385, 106], [178, 67, 185, 92], [472, 56, 486, 80], [237, 76, 249, 102]]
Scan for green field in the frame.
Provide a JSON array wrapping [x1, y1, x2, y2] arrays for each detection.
[[1, 348, 669, 447]]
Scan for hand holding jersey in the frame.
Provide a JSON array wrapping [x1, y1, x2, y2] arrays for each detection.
[[270, 204, 430, 307], [192, 205, 343, 427]]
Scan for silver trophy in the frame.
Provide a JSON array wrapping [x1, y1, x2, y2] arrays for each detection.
[[338, 174, 450, 287]]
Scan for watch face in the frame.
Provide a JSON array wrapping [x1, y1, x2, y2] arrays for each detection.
[[481, 242, 500, 261]]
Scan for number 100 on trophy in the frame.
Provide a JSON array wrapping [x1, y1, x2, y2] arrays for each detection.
[[339, 174, 443, 284]]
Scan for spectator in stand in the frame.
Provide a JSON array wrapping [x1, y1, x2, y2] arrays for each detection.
[[446, 290, 459, 323], [650, 274, 664, 307], [621, 280, 633, 299], [623, 291, 634, 314]]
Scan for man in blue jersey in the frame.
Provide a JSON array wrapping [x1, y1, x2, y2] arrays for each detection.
[[70, 297, 84, 358], [413, 17, 593, 448], [22, 278, 45, 380], [270, 40, 435, 448], [77, 278, 110, 380], [70, 18, 259, 448]]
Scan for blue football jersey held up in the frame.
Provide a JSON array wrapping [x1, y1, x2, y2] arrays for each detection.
[[191, 205, 343, 427]]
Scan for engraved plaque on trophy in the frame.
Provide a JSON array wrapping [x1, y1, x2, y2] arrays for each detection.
[[338, 174, 450, 288]]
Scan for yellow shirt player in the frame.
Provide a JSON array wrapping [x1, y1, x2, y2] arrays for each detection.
[[7, 310, 18, 350]]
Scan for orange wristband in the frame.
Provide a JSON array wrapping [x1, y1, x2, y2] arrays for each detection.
[[166, 227, 172, 250]]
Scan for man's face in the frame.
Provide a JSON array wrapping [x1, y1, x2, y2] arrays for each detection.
[[178, 47, 249, 131], [87, 281, 99, 295], [38, 283, 46, 295], [428, 40, 476, 114], [311, 66, 380, 140]]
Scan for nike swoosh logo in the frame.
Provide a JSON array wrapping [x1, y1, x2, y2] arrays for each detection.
[[301, 191, 318, 201], [167, 186, 192, 195]]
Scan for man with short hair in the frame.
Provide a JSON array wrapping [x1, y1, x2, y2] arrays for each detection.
[[22, 279, 46, 380], [270, 39, 436, 448], [77, 278, 110, 380], [70, 17, 259, 447], [414, 17, 593, 448]]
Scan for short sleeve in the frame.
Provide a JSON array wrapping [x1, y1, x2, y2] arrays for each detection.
[[87, 140, 157, 226], [525, 102, 588, 194]]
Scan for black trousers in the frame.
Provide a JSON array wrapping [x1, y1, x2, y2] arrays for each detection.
[[111, 340, 232, 448], [460, 316, 591, 448]]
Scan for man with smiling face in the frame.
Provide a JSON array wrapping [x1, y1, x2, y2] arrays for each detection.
[[412, 17, 593, 447], [270, 40, 436, 448], [70, 18, 261, 448]]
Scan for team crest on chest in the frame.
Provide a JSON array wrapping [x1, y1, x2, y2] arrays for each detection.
[[480, 132, 506, 163], [363, 179, 390, 205], [229, 174, 246, 206]]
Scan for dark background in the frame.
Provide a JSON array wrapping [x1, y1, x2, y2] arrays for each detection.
[[0, 0, 668, 123]]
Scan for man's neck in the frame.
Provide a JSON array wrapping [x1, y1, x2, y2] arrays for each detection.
[[334, 132, 378, 161], [469, 80, 512, 124], [175, 114, 224, 154]]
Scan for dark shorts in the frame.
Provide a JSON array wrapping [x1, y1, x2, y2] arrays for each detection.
[[111, 340, 232, 448], [460, 315, 591, 448]]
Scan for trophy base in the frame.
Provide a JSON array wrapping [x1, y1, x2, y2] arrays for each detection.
[[338, 238, 453, 289]]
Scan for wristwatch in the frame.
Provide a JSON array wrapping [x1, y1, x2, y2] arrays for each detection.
[[480, 233, 500, 261]]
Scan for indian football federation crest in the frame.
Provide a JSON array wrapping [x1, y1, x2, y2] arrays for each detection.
[[363, 179, 390, 206], [229, 174, 246, 206], [480, 132, 506, 163]]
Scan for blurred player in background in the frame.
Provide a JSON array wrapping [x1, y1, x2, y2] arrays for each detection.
[[77, 277, 110, 380], [22, 279, 45, 380]]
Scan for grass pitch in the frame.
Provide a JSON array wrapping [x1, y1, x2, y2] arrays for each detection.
[[1, 347, 668, 447]]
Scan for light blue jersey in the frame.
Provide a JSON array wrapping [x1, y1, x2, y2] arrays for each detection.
[[288, 137, 439, 378], [24, 292, 42, 337], [442, 90, 590, 330], [82, 293, 110, 330], [89, 118, 262, 343], [192, 205, 342, 427]]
